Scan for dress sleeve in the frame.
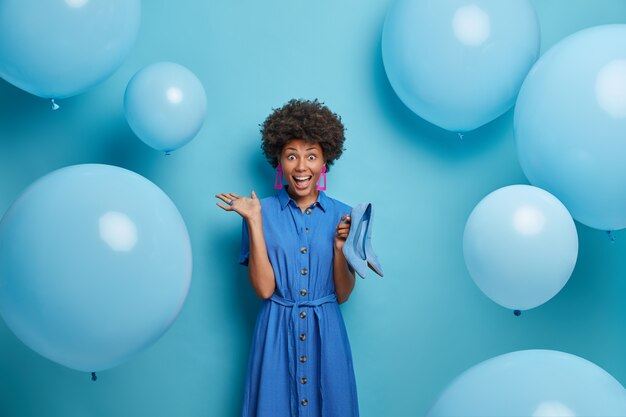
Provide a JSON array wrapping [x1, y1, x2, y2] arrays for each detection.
[[238, 218, 250, 266]]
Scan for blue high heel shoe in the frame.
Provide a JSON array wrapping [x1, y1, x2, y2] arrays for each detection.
[[343, 203, 384, 278]]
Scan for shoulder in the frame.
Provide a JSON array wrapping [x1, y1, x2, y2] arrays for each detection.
[[323, 194, 352, 215], [258, 194, 282, 213], [259, 195, 278, 206]]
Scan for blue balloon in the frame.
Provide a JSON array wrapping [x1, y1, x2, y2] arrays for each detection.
[[427, 350, 626, 417], [124, 62, 208, 153], [0, 164, 192, 372], [515, 25, 626, 231], [463, 185, 578, 311], [0, 0, 140, 99], [382, 0, 540, 132]]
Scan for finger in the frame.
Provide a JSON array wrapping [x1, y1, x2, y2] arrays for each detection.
[[251, 190, 258, 199], [217, 194, 238, 207], [216, 193, 233, 204], [216, 202, 232, 211], [228, 193, 241, 199]]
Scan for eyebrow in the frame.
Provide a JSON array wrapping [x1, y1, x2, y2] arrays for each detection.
[[285, 147, 319, 151]]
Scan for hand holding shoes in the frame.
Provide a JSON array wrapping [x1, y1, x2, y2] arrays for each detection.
[[342, 203, 384, 279]]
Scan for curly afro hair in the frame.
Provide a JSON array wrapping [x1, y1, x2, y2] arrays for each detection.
[[260, 99, 346, 172]]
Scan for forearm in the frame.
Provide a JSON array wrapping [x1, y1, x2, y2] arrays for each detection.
[[333, 247, 355, 304], [247, 217, 276, 299]]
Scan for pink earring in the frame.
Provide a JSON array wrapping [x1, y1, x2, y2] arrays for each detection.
[[317, 165, 327, 191], [274, 164, 283, 189]]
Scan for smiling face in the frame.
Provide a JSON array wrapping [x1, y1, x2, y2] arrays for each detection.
[[280, 138, 325, 203]]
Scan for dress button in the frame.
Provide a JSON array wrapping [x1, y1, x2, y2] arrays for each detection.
[[299, 355, 307, 363], [301, 399, 308, 406], [305, 227, 309, 233], [300, 268, 308, 276], [300, 247, 307, 254], [300, 311, 307, 319], [305, 208, 312, 215], [301, 377, 308, 384], [300, 289, 308, 296], [299, 333, 306, 341]]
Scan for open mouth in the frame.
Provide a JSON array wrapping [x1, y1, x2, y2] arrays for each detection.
[[293, 175, 312, 189]]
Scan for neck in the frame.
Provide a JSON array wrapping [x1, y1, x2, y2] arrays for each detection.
[[286, 186, 319, 211]]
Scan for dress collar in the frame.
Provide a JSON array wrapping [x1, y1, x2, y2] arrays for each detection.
[[278, 186, 328, 212]]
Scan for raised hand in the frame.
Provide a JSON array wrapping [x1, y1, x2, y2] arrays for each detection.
[[215, 191, 262, 221]]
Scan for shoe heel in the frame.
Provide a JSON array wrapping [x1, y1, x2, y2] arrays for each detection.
[[364, 204, 384, 277]]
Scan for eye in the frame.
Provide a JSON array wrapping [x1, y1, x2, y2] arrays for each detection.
[[307, 155, 317, 160], [287, 154, 296, 160]]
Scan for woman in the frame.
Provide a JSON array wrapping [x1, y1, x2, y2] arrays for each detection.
[[216, 99, 359, 417]]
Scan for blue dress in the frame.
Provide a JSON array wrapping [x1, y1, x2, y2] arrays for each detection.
[[239, 187, 359, 417]]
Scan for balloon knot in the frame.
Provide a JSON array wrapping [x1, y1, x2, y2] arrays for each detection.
[[91, 372, 97, 382], [606, 230, 616, 242], [457, 132, 464, 140], [51, 99, 60, 111], [514, 310, 521, 316]]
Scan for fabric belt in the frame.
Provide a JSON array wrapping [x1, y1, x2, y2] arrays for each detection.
[[269, 292, 338, 417]]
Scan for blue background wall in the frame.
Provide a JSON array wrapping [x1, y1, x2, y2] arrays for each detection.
[[1, 1, 626, 416]]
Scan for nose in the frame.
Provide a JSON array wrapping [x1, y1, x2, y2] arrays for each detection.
[[295, 158, 306, 171]]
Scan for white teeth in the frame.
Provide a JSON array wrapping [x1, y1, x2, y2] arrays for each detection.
[[295, 176, 311, 180]]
